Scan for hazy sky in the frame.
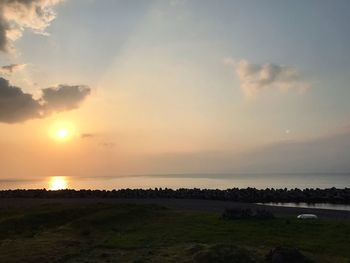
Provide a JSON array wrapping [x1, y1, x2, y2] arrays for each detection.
[[1, 0, 350, 184]]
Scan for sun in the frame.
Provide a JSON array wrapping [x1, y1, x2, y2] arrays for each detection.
[[56, 127, 69, 139], [50, 122, 76, 141], [49, 176, 68, 190]]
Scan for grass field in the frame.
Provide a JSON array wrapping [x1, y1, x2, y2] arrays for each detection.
[[0, 201, 349, 262]]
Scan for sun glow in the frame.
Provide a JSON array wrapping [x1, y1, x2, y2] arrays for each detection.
[[49, 176, 68, 190]]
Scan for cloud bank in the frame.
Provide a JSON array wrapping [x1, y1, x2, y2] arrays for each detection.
[[144, 129, 350, 175], [225, 58, 310, 97], [0, 0, 63, 52], [0, 77, 90, 123]]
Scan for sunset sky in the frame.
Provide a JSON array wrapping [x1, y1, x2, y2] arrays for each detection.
[[1, 0, 350, 189]]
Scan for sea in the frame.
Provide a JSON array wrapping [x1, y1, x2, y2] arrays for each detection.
[[1, 173, 349, 190]]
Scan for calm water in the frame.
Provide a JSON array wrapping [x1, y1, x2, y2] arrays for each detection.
[[260, 202, 350, 211], [0, 173, 349, 190]]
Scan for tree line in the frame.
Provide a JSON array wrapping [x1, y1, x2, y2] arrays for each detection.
[[0, 187, 350, 204]]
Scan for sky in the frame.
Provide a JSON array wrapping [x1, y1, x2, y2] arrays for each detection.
[[0, 0, 350, 189]]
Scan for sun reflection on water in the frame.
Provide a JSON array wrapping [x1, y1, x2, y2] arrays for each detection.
[[49, 176, 68, 190]]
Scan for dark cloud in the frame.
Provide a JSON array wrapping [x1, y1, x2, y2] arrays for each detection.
[[0, 63, 26, 74], [100, 142, 115, 148], [0, 0, 62, 52], [81, 133, 95, 139], [0, 17, 9, 52], [42, 85, 91, 112], [0, 77, 42, 123], [0, 77, 91, 124]]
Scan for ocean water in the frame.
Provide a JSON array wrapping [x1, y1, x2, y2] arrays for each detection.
[[260, 202, 350, 211], [0, 173, 349, 190]]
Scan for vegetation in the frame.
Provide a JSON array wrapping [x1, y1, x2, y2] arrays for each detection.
[[0, 202, 349, 262], [222, 208, 254, 219], [222, 208, 275, 220], [1, 187, 350, 203], [266, 247, 313, 263]]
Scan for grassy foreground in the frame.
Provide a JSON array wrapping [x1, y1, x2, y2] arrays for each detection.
[[0, 202, 349, 262]]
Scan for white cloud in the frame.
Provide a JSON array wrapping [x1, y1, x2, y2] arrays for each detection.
[[0, 0, 63, 52], [225, 58, 311, 97]]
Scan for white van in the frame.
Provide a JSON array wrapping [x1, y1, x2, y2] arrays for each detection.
[[297, 214, 318, 219]]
